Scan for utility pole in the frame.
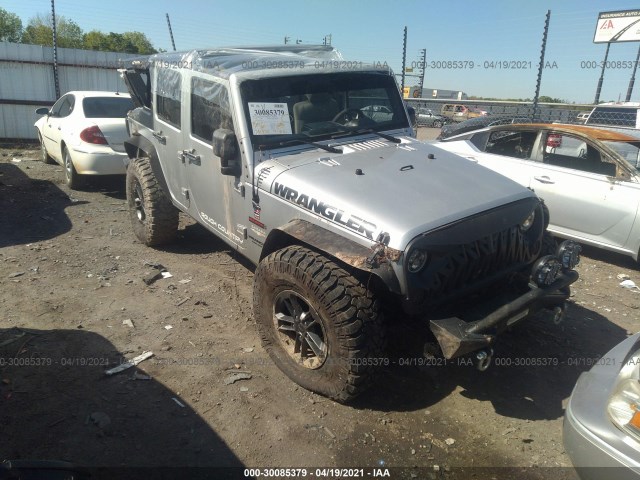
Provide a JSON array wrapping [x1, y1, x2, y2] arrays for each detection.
[[594, 42, 611, 104], [625, 44, 640, 102], [400, 27, 407, 96], [417, 49, 426, 98], [51, 0, 60, 99], [166, 13, 176, 51], [532, 10, 550, 121]]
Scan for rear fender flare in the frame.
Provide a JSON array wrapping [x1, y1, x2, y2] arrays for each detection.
[[124, 136, 170, 199]]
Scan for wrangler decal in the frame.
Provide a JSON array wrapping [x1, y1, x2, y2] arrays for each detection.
[[273, 182, 377, 240]]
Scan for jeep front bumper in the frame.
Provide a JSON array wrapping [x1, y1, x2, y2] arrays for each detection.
[[429, 240, 580, 359]]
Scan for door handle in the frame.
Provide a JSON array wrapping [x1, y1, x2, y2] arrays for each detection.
[[181, 149, 201, 166], [152, 130, 166, 144], [533, 176, 555, 184]]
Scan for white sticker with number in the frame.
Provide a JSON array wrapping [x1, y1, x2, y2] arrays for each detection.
[[248, 102, 292, 135]]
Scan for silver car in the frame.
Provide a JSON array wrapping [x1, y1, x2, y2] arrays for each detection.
[[436, 124, 640, 261], [564, 332, 640, 478]]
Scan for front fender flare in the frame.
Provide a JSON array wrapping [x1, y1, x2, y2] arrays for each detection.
[[261, 219, 402, 295]]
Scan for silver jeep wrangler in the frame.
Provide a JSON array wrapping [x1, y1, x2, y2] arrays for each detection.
[[120, 45, 579, 403]]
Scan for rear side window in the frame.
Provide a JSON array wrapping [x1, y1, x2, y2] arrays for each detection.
[[156, 68, 182, 128], [82, 97, 134, 118], [587, 107, 639, 127]]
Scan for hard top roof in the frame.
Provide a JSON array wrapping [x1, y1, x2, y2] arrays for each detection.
[[124, 45, 391, 80]]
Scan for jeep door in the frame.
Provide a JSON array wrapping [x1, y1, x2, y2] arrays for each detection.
[[153, 67, 189, 210], [183, 75, 246, 249]]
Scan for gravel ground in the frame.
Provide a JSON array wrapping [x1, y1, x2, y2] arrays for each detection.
[[1, 135, 638, 479]]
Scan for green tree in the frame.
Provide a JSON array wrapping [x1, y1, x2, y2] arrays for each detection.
[[84, 30, 156, 54], [121, 31, 157, 54], [538, 95, 564, 103], [0, 7, 22, 42], [22, 14, 83, 48], [83, 30, 110, 50]]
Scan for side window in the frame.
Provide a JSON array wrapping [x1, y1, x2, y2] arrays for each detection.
[[486, 130, 536, 159], [156, 68, 182, 128], [51, 95, 74, 117], [190, 77, 233, 145], [542, 133, 616, 176]]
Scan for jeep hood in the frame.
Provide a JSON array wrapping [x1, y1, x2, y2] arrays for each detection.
[[259, 138, 537, 250]]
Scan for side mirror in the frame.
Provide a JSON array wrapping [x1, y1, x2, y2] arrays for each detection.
[[213, 128, 241, 176], [406, 105, 416, 129], [35, 107, 51, 116]]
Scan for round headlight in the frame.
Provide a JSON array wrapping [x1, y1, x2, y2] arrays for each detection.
[[557, 240, 581, 270], [407, 249, 428, 273], [531, 255, 562, 287], [520, 210, 536, 232]]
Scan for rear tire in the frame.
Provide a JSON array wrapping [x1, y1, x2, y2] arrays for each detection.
[[254, 246, 385, 403], [126, 155, 178, 246], [38, 132, 54, 164], [63, 146, 83, 190]]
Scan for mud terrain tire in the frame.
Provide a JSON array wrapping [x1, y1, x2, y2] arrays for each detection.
[[254, 246, 385, 403], [126, 155, 178, 246]]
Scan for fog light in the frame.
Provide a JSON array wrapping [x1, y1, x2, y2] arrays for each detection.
[[532, 255, 562, 287], [520, 210, 536, 232], [407, 249, 428, 273], [557, 240, 581, 270]]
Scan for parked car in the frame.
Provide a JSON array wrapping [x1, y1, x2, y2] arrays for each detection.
[[585, 102, 640, 129], [437, 114, 532, 140], [415, 108, 448, 127], [440, 103, 487, 123], [436, 123, 640, 261], [119, 45, 578, 403], [564, 332, 640, 478], [34, 91, 134, 189]]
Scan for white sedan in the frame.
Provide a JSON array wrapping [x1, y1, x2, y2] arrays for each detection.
[[34, 91, 134, 189], [436, 124, 640, 261]]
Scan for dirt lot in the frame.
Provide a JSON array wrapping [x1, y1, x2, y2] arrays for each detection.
[[1, 133, 639, 479]]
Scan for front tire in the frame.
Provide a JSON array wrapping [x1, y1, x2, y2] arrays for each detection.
[[254, 246, 385, 403], [126, 155, 179, 246], [63, 146, 83, 189]]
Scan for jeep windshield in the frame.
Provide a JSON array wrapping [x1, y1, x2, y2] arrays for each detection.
[[240, 71, 409, 149]]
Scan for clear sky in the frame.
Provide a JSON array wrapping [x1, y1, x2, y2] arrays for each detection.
[[4, 0, 640, 104]]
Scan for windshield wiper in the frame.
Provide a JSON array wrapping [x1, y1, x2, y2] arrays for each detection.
[[331, 127, 401, 144], [265, 138, 343, 154]]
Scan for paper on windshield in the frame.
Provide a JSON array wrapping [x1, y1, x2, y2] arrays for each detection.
[[248, 102, 292, 135]]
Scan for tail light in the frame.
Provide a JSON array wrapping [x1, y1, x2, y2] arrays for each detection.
[[80, 125, 107, 145]]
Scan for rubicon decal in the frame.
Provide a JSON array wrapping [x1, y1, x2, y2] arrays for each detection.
[[273, 183, 377, 240]]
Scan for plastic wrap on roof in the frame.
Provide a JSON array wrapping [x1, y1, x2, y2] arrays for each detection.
[[141, 45, 344, 78], [157, 66, 181, 100]]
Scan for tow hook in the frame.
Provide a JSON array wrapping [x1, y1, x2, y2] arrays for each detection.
[[552, 305, 566, 325], [476, 348, 494, 371]]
